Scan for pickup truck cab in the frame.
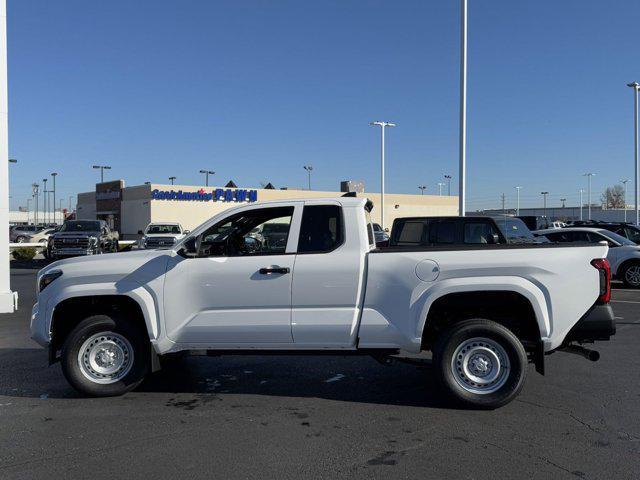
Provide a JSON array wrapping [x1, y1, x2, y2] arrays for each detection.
[[138, 222, 187, 249], [31, 198, 615, 408], [48, 220, 119, 259]]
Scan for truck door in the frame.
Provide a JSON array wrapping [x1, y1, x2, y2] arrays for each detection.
[[163, 204, 301, 345], [291, 203, 365, 347]]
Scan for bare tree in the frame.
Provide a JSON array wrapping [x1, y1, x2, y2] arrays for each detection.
[[601, 184, 626, 209]]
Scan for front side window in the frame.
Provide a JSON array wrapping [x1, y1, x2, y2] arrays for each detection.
[[199, 207, 293, 257], [298, 205, 344, 253], [625, 227, 640, 243], [464, 222, 499, 244]]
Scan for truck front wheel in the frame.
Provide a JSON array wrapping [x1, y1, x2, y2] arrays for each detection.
[[433, 319, 527, 409], [60, 314, 149, 396]]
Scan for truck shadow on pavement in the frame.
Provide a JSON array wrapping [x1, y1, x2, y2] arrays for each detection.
[[0, 348, 453, 408]]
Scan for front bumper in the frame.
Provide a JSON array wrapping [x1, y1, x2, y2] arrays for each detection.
[[51, 248, 95, 257], [30, 301, 51, 347], [564, 304, 616, 344]]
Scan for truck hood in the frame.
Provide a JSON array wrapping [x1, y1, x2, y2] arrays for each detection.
[[38, 249, 172, 288]]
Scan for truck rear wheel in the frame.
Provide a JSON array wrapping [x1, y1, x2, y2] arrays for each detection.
[[61, 314, 149, 397], [433, 319, 527, 409]]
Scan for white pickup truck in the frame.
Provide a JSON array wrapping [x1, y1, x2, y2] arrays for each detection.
[[30, 197, 615, 408]]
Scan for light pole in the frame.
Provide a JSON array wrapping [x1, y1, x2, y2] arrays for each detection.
[[628, 82, 640, 225], [437, 182, 445, 196], [541, 191, 549, 219], [199, 169, 215, 187], [26, 198, 31, 224], [583, 172, 595, 220], [560, 198, 567, 208], [68, 195, 73, 212], [303, 165, 313, 190], [444, 175, 452, 196], [418, 185, 427, 195], [515, 186, 522, 216], [32, 184, 39, 226], [369, 121, 396, 230], [621, 178, 630, 222], [579, 188, 584, 221], [42, 178, 48, 224], [458, 0, 468, 217], [51, 172, 57, 224], [92, 165, 111, 183], [169, 176, 176, 185]]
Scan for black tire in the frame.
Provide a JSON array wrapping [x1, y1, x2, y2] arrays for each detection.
[[433, 319, 528, 409], [61, 314, 149, 397], [620, 261, 640, 288]]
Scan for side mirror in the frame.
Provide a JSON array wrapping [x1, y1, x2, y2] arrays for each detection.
[[384, 228, 390, 233], [184, 230, 191, 235], [490, 233, 501, 244], [137, 230, 143, 235]]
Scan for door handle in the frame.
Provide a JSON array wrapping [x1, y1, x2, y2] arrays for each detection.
[[259, 267, 290, 275]]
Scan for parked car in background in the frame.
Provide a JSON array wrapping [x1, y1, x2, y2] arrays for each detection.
[[372, 223, 389, 246], [32, 197, 615, 408], [48, 220, 119, 259], [10, 225, 44, 243], [389, 216, 506, 247], [566, 220, 640, 244], [138, 222, 187, 249], [27, 226, 59, 244], [534, 226, 640, 288]]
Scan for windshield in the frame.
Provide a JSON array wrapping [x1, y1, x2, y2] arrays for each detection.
[[598, 229, 637, 246], [492, 216, 545, 244], [372, 223, 383, 232], [146, 224, 181, 234], [60, 221, 101, 232]]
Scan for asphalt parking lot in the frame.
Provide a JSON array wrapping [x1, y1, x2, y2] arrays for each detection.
[[1, 266, 639, 480]]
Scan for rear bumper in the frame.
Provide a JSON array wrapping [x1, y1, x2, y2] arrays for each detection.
[[564, 304, 616, 343]]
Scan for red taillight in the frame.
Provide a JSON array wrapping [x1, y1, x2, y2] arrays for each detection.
[[591, 258, 611, 304]]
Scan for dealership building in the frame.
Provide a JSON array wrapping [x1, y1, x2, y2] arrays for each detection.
[[76, 180, 458, 239]]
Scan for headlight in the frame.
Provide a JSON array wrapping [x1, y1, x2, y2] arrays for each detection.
[[39, 269, 62, 292]]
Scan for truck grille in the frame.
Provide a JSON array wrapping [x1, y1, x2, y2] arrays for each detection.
[[145, 237, 176, 249], [54, 237, 90, 249]]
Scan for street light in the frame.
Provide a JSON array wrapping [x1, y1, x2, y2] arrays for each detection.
[[621, 178, 630, 222], [32, 183, 39, 226], [583, 172, 596, 220], [92, 165, 111, 183], [541, 191, 549, 219], [26, 198, 31, 224], [42, 178, 48, 224], [51, 172, 57, 225], [458, 0, 468, 217], [560, 198, 567, 208], [169, 176, 176, 185], [437, 182, 445, 196], [369, 121, 396, 230], [303, 165, 313, 190], [628, 82, 640, 225], [444, 175, 452, 196], [199, 169, 215, 187], [418, 185, 427, 195], [579, 188, 585, 221], [515, 186, 522, 216]]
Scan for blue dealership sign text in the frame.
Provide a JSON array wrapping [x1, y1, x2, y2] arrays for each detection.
[[151, 188, 258, 203]]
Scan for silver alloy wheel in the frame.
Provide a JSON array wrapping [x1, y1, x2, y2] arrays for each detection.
[[625, 265, 640, 287], [77, 331, 134, 384], [451, 337, 510, 395]]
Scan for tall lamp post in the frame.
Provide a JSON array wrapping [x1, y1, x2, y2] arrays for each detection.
[[579, 188, 584, 221], [458, 0, 468, 217], [418, 185, 427, 195], [51, 172, 57, 224], [199, 169, 215, 187], [621, 178, 630, 222], [437, 182, 445, 196], [541, 191, 549, 219], [444, 174, 452, 196], [32, 184, 39, 226], [583, 172, 596, 220], [42, 178, 48, 224], [628, 82, 640, 225], [169, 176, 176, 185], [369, 121, 396, 230], [92, 165, 111, 183], [515, 186, 522, 216], [303, 165, 313, 190]]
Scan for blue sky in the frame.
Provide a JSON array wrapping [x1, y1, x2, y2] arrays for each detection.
[[6, 0, 640, 211]]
